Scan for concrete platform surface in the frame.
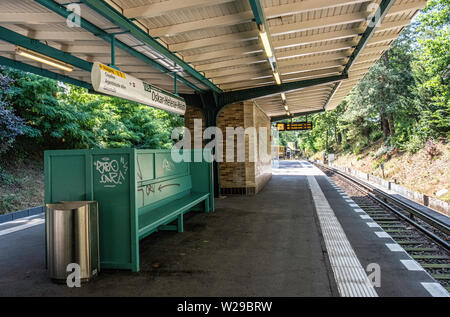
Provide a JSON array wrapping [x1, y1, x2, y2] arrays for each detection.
[[0, 161, 446, 297]]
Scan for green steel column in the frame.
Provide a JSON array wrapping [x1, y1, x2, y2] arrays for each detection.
[[204, 106, 221, 198], [110, 34, 116, 69]]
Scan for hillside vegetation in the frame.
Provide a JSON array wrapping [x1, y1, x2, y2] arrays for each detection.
[[312, 141, 450, 203], [279, 0, 449, 199]]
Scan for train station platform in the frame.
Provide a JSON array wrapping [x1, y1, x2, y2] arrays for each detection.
[[0, 161, 447, 297]]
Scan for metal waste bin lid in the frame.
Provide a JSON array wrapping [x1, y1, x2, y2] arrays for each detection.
[[46, 201, 97, 210]]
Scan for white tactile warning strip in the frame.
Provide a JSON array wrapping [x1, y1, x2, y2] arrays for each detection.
[[400, 260, 425, 271], [375, 231, 391, 238], [308, 176, 378, 297], [421, 283, 450, 297], [385, 243, 404, 252]]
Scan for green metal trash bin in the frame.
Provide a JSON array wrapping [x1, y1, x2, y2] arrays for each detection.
[[46, 201, 99, 283]]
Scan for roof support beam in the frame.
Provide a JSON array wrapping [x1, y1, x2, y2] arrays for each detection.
[[210, 60, 345, 82], [220, 69, 342, 90], [78, 0, 221, 93], [323, 82, 342, 109], [0, 56, 92, 89], [322, 0, 395, 110], [0, 26, 93, 72], [343, 0, 396, 74], [34, 0, 202, 92], [219, 74, 347, 106], [271, 109, 324, 122]]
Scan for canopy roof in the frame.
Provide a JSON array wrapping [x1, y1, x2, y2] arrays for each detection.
[[0, 0, 426, 118]]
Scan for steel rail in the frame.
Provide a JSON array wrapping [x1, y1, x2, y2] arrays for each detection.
[[314, 162, 450, 251]]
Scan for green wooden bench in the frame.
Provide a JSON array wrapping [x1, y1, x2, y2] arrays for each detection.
[[45, 149, 214, 272]]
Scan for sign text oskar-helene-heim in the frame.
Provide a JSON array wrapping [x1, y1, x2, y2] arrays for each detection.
[[143, 82, 185, 113]]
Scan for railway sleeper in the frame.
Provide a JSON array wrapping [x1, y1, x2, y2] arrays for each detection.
[[412, 255, 450, 260], [431, 274, 450, 280], [421, 263, 450, 269]]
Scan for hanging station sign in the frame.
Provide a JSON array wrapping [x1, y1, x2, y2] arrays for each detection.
[[276, 122, 313, 131], [91, 62, 186, 115]]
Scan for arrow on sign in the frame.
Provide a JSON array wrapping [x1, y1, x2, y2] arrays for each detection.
[[158, 183, 180, 191]]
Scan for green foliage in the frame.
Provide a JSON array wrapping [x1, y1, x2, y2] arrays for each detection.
[[0, 67, 184, 153], [0, 71, 26, 153], [375, 145, 394, 158], [1, 194, 21, 214], [412, 0, 450, 139], [0, 167, 16, 186], [290, 0, 449, 156]]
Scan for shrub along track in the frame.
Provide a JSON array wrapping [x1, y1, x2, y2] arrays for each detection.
[[313, 162, 450, 292]]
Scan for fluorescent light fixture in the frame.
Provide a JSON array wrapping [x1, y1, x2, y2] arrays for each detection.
[[259, 31, 273, 58], [281, 92, 286, 101], [15, 47, 73, 72], [273, 72, 281, 85]]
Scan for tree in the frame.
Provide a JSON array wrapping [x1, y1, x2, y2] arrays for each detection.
[[0, 66, 185, 153], [412, 0, 450, 139], [295, 0, 449, 156], [0, 71, 25, 153]]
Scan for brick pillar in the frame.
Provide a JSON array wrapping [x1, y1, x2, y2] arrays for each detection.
[[218, 101, 272, 195], [184, 105, 205, 149]]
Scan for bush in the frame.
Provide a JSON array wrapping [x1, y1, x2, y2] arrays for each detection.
[[0, 101, 26, 154], [403, 133, 425, 153], [375, 145, 395, 158], [0, 194, 21, 214], [369, 130, 383, 142], [0, 167, 16, 185]]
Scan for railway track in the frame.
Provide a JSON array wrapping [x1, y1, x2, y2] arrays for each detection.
[[313, 162, 450, 292]]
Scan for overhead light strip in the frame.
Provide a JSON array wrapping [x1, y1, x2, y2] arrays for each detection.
[[273, 71, 281, 85], [259, 29, 273, 58], [15, 47, 73, 72]]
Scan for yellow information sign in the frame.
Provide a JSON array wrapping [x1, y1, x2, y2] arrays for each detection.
[[99, 63, 126, 79], [276, 122, 312, 131], [276, 123, 285, 131]]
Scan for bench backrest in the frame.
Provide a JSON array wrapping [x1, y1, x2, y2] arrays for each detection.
[[136, 151, 191, 214]]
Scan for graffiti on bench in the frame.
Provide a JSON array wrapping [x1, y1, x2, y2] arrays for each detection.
[[94, 156, 129, 188]]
